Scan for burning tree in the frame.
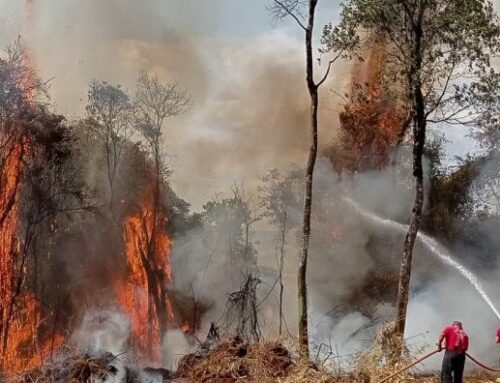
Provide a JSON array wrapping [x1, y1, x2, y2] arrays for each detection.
[[0, 40, 89, 374], [114, 71, 190, 362], [326, 38, 409, 173], [337, 0, 500, 348], [0, 40, 47, 372]]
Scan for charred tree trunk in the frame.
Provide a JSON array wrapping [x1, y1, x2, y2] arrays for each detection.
[[298, 0, 319, 361], [228, 274, 261, 342], [394, 18, 425, 347], [147, 136, 169, 336], [138, 231, 169, 358]]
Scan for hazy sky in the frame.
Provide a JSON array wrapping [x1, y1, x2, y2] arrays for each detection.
[[0, 0, 494, 208], [0, 0, 341, 115], [0, 0, 345, 208]]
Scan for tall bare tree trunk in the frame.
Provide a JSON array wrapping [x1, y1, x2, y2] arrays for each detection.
[[278, 212, 287, 337], [104, 133, 115, 213], [298, 0, 319, 362], [394, 20, 425, 345]]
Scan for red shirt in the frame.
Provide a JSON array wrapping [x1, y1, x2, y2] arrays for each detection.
[[442, 325, 469, 353], [496, 327, 500, 339]]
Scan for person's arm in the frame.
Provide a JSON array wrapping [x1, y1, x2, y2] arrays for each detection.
[[437, 331, 446, 351], [464, 335, 469, 352], [496, 328, 500, 343]]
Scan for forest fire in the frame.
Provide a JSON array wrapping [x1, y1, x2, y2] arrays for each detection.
[[1, 42, 186, 373], [3, 0, 500, 381], [0, 134, 63, 374], [1, 294, 64, 375], [0, 33, 62, 374], [0, 141, 24, 371], [329, 40, 407, 173], [116, 185, 174, 364], [0, 105, 54, 379]]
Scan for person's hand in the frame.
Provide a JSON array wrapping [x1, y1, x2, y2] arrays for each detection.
[[436, 343, 442, 351]]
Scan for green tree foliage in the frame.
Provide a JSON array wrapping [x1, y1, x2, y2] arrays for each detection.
[[333, 0, 500, 343]]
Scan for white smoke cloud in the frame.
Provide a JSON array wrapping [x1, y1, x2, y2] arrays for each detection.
[[162, 330, 192, 370], [71, 309, 131, 356]]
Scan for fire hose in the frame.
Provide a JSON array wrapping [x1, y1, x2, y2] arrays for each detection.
[[376, 349, 441, 383], [465, 352, 500, 373], [376, 349, 500, 383]]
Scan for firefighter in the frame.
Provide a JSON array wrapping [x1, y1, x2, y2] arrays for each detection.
[[437, 321, 469, 383], [496, 325, 500, 370]]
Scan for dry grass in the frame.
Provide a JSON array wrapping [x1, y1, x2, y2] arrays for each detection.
[[176, 337, 363, 383], [6, 351, 110, 383], [279, 363, 349, 383], [174, 334, 499, 383], [352, 322, 418, 383], [7, 335, 497, 383], [176, 338, 294, 382]]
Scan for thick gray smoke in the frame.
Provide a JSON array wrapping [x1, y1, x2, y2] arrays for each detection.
[[0, 0, 345, 210], [172, 155, 500, 370], [300, 159, 500, 371]]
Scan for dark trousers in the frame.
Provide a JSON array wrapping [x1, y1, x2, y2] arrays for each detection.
[[441, 350, 465, 383]]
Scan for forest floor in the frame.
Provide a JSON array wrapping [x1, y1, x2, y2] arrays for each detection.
[[176, 339, 500, 383], [175, 339, 498, 383], [8, 339, 499, 382]]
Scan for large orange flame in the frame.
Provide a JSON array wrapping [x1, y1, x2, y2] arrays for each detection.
[[0, 33, 62, 374], [116, 186, 174, 364], [1, 293, 64, 374], [331, 39, 408, 172], [0, 136, 63, 374], [0, 137, 24, 371]]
